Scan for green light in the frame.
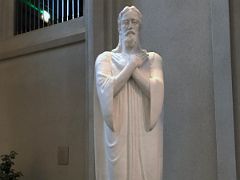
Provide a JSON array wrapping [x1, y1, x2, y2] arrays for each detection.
[[18, 0, 51, 23], [18, 0, 44, 14]]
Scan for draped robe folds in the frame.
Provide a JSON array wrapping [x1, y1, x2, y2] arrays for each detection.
[[94, 51, 164, 180]]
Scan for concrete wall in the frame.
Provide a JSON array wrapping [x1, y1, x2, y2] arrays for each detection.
[[0, 43, 88, 180], [129, 0, 235, 180], [132, 1, 216, 180], [0, 43, 87, 180], [0, 2, 88, 179], [0, 0, 14, 41], [230, 0, 240, 179]]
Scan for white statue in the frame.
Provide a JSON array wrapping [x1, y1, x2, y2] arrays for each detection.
[[94, 6, 164, 180]]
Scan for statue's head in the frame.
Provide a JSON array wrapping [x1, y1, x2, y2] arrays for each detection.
[[118, 6, 142, 33], [113, 6, 143, 52]]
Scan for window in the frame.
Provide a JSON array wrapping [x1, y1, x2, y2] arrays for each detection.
[[15, 0, 83, 35]]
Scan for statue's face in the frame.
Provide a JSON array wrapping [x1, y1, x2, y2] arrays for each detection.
[[120, 10, 141, 49]]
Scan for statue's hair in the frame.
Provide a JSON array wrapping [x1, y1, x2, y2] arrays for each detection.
[[112, 6, 143, 53], [117, 6, 142, 32]]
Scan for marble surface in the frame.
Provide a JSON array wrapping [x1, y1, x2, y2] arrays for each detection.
[[94, 6, 164, 180]]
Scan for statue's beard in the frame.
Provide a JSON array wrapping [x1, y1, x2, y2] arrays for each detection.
[[122, 32, 138, 49]]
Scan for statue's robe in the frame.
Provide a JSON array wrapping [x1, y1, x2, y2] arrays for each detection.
[[94, 51, 164, 180]]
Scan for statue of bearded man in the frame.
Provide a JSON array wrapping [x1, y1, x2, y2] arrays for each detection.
[[94, 6, 164, 180]]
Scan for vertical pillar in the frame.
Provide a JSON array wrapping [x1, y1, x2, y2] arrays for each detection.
[[211, 0, 237, 179], [230, 0, 240, 179], [85, 0, 105, 179]]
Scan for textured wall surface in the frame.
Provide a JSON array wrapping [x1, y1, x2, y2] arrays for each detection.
[[0, 42, 87, 180], [230, 0, 240, 178], [133, 0, 217, 180], [0, 0, 14, 41]]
